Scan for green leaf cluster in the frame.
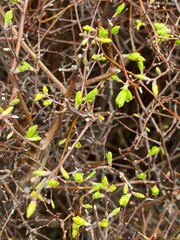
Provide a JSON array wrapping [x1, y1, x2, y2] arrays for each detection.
[[154, 22, 172, 41], [115, 87, 133, 108], [26, 125, 42, 141], [113, 3, 125, 18], [16, 61, 33, 73], [84, 88, 98, 102], [98, 27, 111, 43], [128, 52, 146, 62], [83, 25, 95, 32], [92, 54, 107, 61], [72, 216, 89, 226]]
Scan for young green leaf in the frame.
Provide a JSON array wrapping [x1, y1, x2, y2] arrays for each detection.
[[86, 170, 96, 180], [149, 146, 159, 156], [26, 201, 36, 218], [16, 61, 33, 73], [91, 183, 104, 192], [175, 39, 180, 45], [43, 99, 52, 106], [107, 184, 117, 192], [60, 167, 70, 180], [84, 88, 98, 102], [1, 106, 14, 116], [26, 125, 38, 138], [30, 190, 37, 198], [132, 192, 145, 198], [136, 19, 143, 30], [135, 74, 147, 81], [113, 3, 125, 18], [34, 93, 44, 102], [51, 199, 55, 209], [72, 216, 89, 226], [92, 54, 101, 60], [75, 142, 81, 148], [137, 61, 145, 74], [152, 82, 158, 96], [92, 54, 107, 61], [99, 56, 107, 61], [11, 98, 20, 105], [109, 207, 121, 218], [110, 75, 120, 81], [111, 26, 120, 35], [72, 225, 78, 238], [47, 179, 59, 187], [83, 25, 95, 32], [106, 151, 113, 166], [98, 38, 112, 43], [154, 23, 169, 33], [128, 52, 146, 62], [151, 185, 160, 196], [37, 193, 43, 200], [42, 85, 48, 94], [133, 113, 140, 118], [126, 88, 133, 102], [119, 194, 131, 206], [33, 169, 50, 177], [106, 151, 112, 161], [115, 89, 127, 108], [75, 91, 82, 108], [115, 88, 133, 108], [27, 134, 42, 141], [92, 191, 104, 199], [154, 22, 171, 41], [123, 184, 128, 195], [58, 138, 66, 145], [35, 182, 42, 190], [99, 219, 109, 228], [146, 127, 151, 132], [83, 204, 93, 209], [101, 176, 108, 187], [82, 38, 88, 46], [4, 10, 13, 27], [98, 27, 108, 38], [73, 172, 84, 183], [155, 67, 161, 75], [137, 172, 147, 180], [99, 115, 105, 122]]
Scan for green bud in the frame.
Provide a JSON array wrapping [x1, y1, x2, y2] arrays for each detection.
[[149, 146, 160, 156], [99, 219, 109, 228], [73, 172, 84, 183], [151, 185, 160, 196], [26, 201, 36, 218], [47, 179, 59, 187], [109, 207, 121, 218], [72, 216, 89, 226]]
